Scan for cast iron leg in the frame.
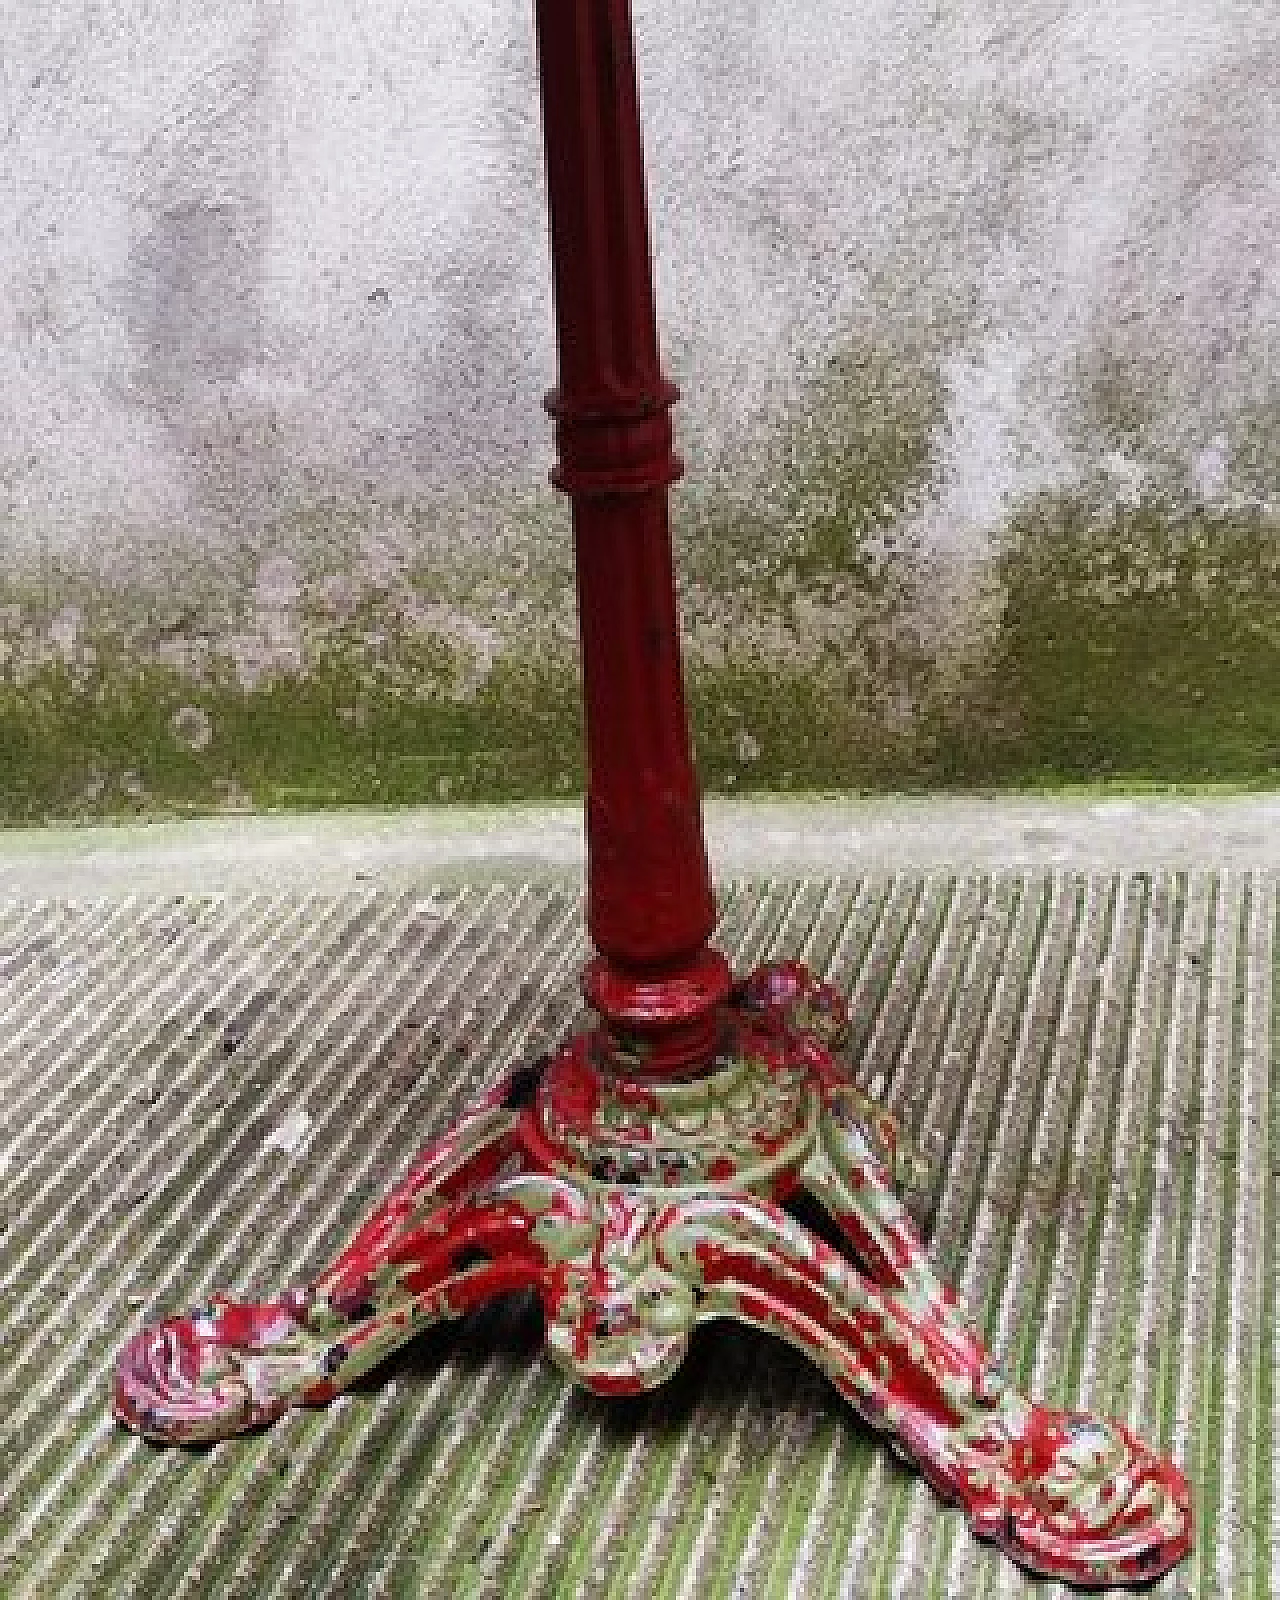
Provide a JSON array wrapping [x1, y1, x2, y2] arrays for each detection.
[[114, 963, 1191, 1587]]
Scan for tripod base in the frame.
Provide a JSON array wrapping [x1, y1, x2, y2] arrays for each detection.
[[113, 963, 1191, 1588]]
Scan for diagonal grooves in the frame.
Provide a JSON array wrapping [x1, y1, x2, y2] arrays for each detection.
[[2, 887, 459, 1589], [231, 890, 598, 1599], [0, 894, 150, 1045], [368, 1323, 549, 1598], [816, 883, 1024, 1600], [0, 866, 1270, 1600], [802, 877, 1038, 1600], [802, 875, 869, 985], [0, 890, 340, 1272], [864, 876, 1043, 1600], [843, 876, 927, 1075], [259, 1384, 410, 1600], [776, 1412, 862, 1600], [935, 873, 1066, 1300], [92, 884, 583, 1600], [512, 883, 845, 1600], [861, 876, 1029, 1600], [1094, 872, 1186, 1426], [878, 876, 981, 1125], [857, 876, 957, 1102], [595, 887, 810, 1600], [232, 1376, 438, 1600], [917, 874, 1033, 1242], [0, 893, 276, 1159], [813, 1429, 882, 1600], [0, 890, 390, 1374], [409, 1326, 563, 1598], [713, 878, 772, 960], [997, 875, 1123, 1392], [823, 876, 893, 1000], [919, 866, 1063, 1600], [983, 876, 1125, 1597], [666, 1368, 776, 1600], [40, 884, 548, 1599], [1127, 873, 1214, 1452], [1200, 873, 1252, 1598], [0, 899, 248, 1169], [867, 873, 985, 1134], [0, 891, 359, 1495], [1223, 872, 1271, 1600], [886, 882, 1051, 1600], [1164, 874, 1232, 1600], [624, 884, 817, 1599], [366, 885, 755, 1600], [1061, 872, 1161, 1407], [1021, 873, 1150, 1413], [3, 883, 507, 1584], [935, 874, 1097, 1597], [0, 894, 224, 1127], [0, 896, 153, 1082], [216, 880, 601, 1595], [544, 915, 784, 1600], [659, 880, 903, 1600], [982, 881, 1150, 1600], [488, 1390, 606, 1599], [1261, 873, 1279, 1600], [319, 1359, 468, 1600], [723, 1372, 830, 1600], [248, 886, 582, 1276], [828, 877, 997, 1600], [666, 889, 847, 1600], [895, 876, 1017, 1142], [564, 1415, 674, 1600], [964, 871, 1093, 1325], [844, 885, 1023, 1600], [547, 1414, 659, 1600], [188, 1401, 366, 1600]]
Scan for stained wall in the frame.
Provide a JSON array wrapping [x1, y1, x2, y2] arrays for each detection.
[[4, 0, 1280, 815]]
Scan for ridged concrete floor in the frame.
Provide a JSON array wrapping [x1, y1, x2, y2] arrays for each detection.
[[0, 848, 1275, 1597]]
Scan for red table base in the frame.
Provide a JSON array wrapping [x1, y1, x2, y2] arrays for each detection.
[[113, 1, 1193, 1585], [114, 962, 1191, 1588]]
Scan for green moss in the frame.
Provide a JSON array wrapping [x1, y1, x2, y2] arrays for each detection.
[[8, 333, 1280, 820], [781, 342, 945, 582], [961, 496, 1280, 785], [7, 492, 1280, 820], [677, 335, 944, 594], [0, 633, 584, 822]]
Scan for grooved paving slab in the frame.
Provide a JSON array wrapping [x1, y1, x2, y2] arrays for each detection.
[[0, 872, 1275, 1599]]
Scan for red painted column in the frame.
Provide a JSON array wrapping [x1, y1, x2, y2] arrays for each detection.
[[534, 0, 730, 1074]]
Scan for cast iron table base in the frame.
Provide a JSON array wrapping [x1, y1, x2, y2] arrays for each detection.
[[115, 961, 1192, 1587]]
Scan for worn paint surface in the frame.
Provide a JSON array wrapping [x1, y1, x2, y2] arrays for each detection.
[[113, 958, 1191, 1587]]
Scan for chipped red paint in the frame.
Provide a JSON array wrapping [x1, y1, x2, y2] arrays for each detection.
[[113, 964, 1193, 1586], [113, 1, 1192, 1587]]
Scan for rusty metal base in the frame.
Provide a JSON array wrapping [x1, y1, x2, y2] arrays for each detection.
[[113, 963, 1191, 1588]]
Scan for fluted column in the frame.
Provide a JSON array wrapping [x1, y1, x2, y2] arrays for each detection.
[[534, 0, 729, 1073]]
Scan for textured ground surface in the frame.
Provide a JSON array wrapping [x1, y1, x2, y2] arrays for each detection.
[[0, 844, 1276, 1596]]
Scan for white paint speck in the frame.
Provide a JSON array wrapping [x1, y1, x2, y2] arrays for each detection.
[[264, 1109, 312, 1155]]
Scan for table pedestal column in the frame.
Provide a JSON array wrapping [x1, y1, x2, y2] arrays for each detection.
[[110, 2, 1194, 1586]]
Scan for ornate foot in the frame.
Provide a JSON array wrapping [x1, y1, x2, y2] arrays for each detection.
[[112, 963, 1191, 1587], [113, 1085, 546, 1442]]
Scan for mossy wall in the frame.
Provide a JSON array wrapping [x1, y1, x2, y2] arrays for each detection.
[[4, 2, 1279, 820]]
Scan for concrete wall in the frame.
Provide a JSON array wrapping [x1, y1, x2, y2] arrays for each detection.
[[4, 0, 1280, 817]]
